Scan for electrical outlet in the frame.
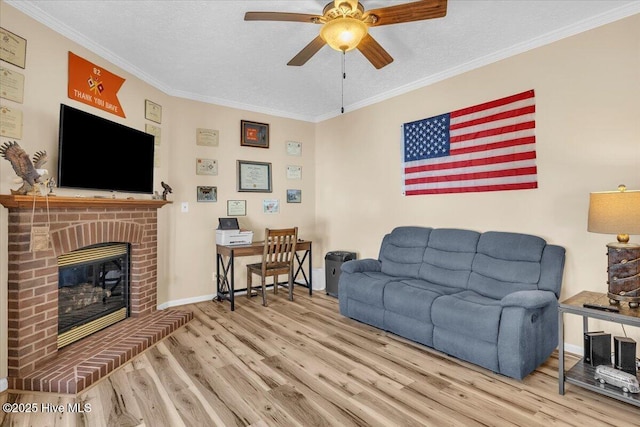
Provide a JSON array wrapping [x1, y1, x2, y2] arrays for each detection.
[[181, 202, 189, 213]]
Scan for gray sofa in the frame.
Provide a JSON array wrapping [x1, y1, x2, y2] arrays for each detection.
[[338, 226, 566, 380]]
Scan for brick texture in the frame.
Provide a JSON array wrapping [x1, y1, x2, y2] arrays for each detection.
[[4, 203, 187, 393]]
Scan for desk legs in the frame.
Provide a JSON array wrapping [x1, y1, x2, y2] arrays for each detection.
[[216, 252, 235, 311], [293, 247, 313, 295]]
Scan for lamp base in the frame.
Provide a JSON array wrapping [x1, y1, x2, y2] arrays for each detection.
[[606, 242, 640, 308]]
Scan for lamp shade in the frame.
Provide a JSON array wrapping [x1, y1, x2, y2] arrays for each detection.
[[320, 17, 368, 52], [588, 189, 640, 237]]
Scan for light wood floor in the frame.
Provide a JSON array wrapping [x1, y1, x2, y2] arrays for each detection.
[[2, 288, 638, 426]]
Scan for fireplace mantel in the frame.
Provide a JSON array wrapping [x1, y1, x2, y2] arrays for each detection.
[[0, 194, 171, 209]]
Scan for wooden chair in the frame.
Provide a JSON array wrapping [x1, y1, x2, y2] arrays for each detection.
[[247, 227, 298, 306]]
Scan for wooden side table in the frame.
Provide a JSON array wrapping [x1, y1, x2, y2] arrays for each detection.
[[558, 291, 640, 407]]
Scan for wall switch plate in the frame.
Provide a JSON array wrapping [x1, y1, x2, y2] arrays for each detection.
[[181, 202, 189, 213]]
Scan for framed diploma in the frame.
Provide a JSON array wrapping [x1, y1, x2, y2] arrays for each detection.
[[0, 27, 27, 69], [237, 160, 272, 192], [227, 200, 246, 216], [197, 186, 217, 202], [0, 105, 23, 139], [286, 165, 302, 180], [145, 99, 162, 123], [240, 120, 269, 148], [196, 158, 218, 175], [145, 124, 161, 145], [196, 128, 219, 146], [0, 67, 25, 103], [286, 141, 302, 156]]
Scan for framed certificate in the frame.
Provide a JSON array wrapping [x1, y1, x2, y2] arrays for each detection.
[[196, 128, 219, 146], [196, 158, 218, 175], [241, 120, 269, 148], [237, 160, 272, 192], [145, 99, 162, 123], [286, 165, 302, 180], [0, 67, 25, 103], [0, 27, 27, 69], [227, 200, 246, 216], [286, 141, 302, 156]]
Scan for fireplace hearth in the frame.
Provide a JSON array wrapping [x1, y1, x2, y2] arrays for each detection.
[[1, 195, 192, 394]]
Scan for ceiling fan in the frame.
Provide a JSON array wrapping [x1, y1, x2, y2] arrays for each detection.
[[244, 0, 448, 69]]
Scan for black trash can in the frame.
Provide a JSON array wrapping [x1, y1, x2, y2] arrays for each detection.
[[325, 251, 357, 297]]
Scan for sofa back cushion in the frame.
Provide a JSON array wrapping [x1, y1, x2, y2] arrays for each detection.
[[469, 231, 545, 299], [418, 228, 480, 288], [380, 227, 432, 279]]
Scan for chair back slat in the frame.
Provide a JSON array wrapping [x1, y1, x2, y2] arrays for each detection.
[[262, 227, 298, 274]]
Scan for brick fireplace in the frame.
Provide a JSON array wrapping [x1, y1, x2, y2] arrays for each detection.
[[0, 195, 192, 393]]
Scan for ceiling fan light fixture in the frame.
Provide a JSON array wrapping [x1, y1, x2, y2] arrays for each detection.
[[320, 17, 368, 52]]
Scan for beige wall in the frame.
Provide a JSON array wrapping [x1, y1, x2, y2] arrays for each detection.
[[1, 2, 639, 384], [0, 2, 315, 382], [315, 14, 640, 351]]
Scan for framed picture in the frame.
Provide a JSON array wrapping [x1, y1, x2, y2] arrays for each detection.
[[287, 189, 301, 203], [197, 186, 217, 202], [145, 99, 162, 123], [263, 199, 280, 214], [196, 158, 218, 175], [240, 120, 269, 148], [227, 200, 246, 216], [196, 128, 219, 146], [237, 160, 272, 192], [0, 27, 27, 69]]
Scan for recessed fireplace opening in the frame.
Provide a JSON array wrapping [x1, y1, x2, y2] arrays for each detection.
[[57, 242, 130, 348]]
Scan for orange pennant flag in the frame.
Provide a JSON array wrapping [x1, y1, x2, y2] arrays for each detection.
[[68, 52, 126, 118]]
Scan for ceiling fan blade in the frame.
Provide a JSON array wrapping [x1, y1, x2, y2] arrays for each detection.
[[287, 36, 327, 66], [244, 12, 322, 23], [357, 34, 393, 69], [365, 0, 447, 27]]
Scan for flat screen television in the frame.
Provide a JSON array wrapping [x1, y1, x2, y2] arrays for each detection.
[[57, 104, 155, 194]]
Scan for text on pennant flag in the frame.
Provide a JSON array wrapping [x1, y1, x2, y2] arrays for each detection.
[[68, 52, 126, 118]]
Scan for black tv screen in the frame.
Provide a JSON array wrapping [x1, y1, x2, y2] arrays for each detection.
[[57, 104, 155, 194]]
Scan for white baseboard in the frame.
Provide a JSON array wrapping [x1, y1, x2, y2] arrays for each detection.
[[0, 377, 7, 393], [564, 343, 583, 356], [157, 294, 216, 310]]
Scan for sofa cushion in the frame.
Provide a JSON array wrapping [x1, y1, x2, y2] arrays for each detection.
[[431, 290, 502, 344], [418, 228, 480, 288], [383, 279, 462, 322], [380, 227, 432, 279], [468, 231, 545, 300], [341, 271, 396, 308]]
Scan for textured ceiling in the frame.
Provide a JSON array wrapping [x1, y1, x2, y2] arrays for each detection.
[[7, 0, 640, 122]]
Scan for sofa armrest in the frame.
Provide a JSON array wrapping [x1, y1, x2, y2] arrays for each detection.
[[341, 258, 381, 274], [500, 290, 557, 310]]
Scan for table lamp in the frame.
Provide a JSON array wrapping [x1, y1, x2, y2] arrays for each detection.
[[588, 185, 640, 308]]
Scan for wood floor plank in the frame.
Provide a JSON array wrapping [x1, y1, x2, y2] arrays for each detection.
[[2, 289, 639, 426]]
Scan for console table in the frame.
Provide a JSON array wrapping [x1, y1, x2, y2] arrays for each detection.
[[558, 290, 640, 407], [215, 240, 312, 311]]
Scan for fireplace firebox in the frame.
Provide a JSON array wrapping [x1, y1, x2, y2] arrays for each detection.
[[57, 242, 130, 348]]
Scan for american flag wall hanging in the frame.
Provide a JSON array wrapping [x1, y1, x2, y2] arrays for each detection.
[[401, 90, 537, 195]]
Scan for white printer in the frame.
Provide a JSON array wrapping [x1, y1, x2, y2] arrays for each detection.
[[215, 218, 253, 246]]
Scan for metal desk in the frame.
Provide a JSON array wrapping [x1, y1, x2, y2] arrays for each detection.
[[215, 240, 312, 311]]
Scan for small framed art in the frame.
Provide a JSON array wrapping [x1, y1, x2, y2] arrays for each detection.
[[240, 120, 269, 148], [287, 189, 301, 203], [197, 186, 217, 202]]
